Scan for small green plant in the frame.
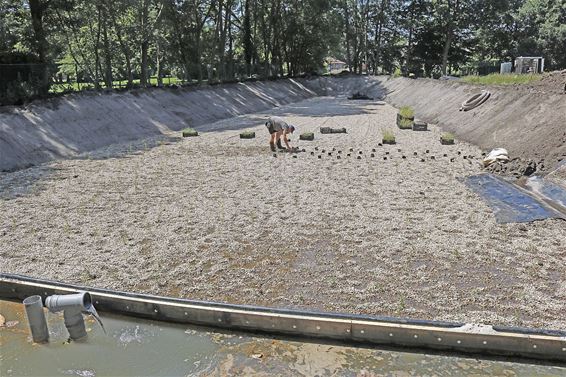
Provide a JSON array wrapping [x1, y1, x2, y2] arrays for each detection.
[[398, 106, 414, 119], [382, 130, 396, 144], [441, 132, 454, 144], [398, 118, 413, 129], [398, 296, 406, 311], [393, 68, 402, 78], [182, 128, 198, 137]]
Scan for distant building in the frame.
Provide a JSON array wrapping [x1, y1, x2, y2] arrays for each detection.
[[500, 62, 512, 74], [326, 58, 348, 73], [514, 57, 544, 74]]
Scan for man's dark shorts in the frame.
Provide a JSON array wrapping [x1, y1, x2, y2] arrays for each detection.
[[266, 121, 276, 134]]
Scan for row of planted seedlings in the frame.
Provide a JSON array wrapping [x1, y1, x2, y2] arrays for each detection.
[[396, 106, 455, 145]]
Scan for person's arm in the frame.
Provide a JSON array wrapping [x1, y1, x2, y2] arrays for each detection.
[[283, 129, 292, 149]]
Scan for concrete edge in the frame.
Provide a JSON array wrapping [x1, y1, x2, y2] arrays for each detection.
[[1, 273, 564, 361]]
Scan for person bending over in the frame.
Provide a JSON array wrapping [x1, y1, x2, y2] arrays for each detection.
[[265, 116, 295, 152]]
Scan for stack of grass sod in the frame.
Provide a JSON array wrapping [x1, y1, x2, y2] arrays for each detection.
[[440, 132, 455, 145], [397, 106, 414, 130], [240, 131, 256, 139], [382, 130, 396, 145], [299, 132, 315, 141], [320, 127, 347, 134], [182, 128, 198, 137], [330, 127, 347, 134]]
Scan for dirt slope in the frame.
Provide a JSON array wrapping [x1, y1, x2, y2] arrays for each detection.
[[0, 79, 316, 172], [303, 75, 566, 176], [1, 75, 564, 176]]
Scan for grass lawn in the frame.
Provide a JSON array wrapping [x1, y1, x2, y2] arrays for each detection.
[[462, 73, 542, 85], [49, 76, 187, 93]]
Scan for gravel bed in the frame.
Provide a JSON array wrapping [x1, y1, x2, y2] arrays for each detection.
[[1, 97, 564, 330]]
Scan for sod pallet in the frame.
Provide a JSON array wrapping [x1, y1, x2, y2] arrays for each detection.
[[182, 128, 198, 137], [320, 127, 347, 134]]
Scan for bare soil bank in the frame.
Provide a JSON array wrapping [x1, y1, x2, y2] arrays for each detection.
[[0, 79, 316, 172], [303, 75, 566, 178], [2, 75, 564, 178], [1, 98, 564, 330]]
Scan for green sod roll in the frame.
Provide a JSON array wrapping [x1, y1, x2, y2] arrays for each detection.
[[300, 132, 315, 141], [240, 131, 256, 139], [182, 128, 198, 137]]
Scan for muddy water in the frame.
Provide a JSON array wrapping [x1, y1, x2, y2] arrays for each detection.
[[1, 300, 564, 376]]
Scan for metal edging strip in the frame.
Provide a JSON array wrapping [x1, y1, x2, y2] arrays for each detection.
[[1, 273, 565, 362]]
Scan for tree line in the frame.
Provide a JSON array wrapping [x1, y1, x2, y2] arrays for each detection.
[[1, 0, 565, 97]]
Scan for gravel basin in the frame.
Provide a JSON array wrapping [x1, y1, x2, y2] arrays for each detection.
[[1, 97, 564, 330]]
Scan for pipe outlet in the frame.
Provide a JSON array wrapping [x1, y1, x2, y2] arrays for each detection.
[[23, 295, 49, 343], [45, 292, 92, 341]]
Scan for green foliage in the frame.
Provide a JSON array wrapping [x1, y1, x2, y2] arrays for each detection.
[[441, 132, 454, 143], [462, 73, 543, 85], [398, 106, 414, 118], [382, 130, 395, 143], [299, 132, 314, 141], [474, 0, 566, 70], [182, 128, 198, 137], [1, 0, 565, 104], [398, 118, 413, 130]]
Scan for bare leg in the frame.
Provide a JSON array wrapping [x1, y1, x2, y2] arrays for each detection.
[[275, 130, 284, 149], [269, 132, 276, 151]]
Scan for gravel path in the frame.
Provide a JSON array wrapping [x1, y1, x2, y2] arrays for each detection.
[[1, 97, 564, 330]]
